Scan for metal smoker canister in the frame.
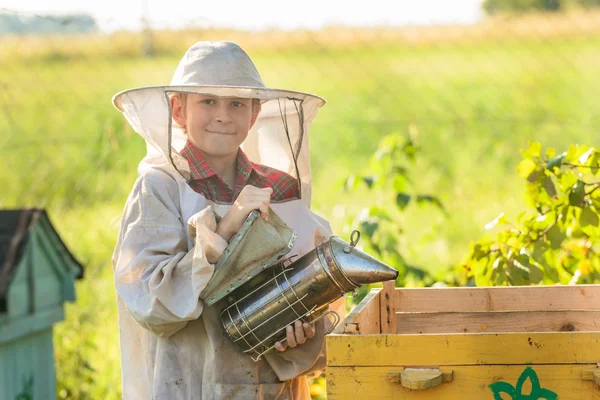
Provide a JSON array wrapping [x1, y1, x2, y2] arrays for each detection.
[[220, 231, 399, 361]]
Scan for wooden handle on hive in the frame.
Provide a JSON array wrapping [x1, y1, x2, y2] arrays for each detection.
[[388, 368, 454, 390], [582, 368, 600, 386]]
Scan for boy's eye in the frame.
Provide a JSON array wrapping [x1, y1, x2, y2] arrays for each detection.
[[201, 99, 216, 105], [231, 101, 244, 108]]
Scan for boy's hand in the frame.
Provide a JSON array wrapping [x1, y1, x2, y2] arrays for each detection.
[[274, 320, 315, 352], [216, 185, 273, 242]]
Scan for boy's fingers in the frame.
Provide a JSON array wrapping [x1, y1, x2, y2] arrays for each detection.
[[259, 202, 269, 221], [242, 184, 260, 192], [275, 341, 287, 352], [295, 320, 306, 344], [286, 325, 297, 348], [303, 322, 315, 339], [240, 185, 271, 196]]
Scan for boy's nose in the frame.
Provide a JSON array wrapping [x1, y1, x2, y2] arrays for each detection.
[[214, 104, 233, 124]]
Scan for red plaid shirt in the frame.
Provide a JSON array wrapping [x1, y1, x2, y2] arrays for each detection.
[[180, 141, 300, 203]]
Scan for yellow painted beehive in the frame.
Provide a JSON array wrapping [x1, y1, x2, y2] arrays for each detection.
[[326, 282, 600, 399]]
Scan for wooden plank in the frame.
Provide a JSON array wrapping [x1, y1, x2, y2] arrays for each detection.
[[396, 310, 600, 334], [380, 281, 397, 334], [393, 285, 600, 313], [326, 331, 600, 366], [333, 289, 381, 335], [327, 364, 600, 400]]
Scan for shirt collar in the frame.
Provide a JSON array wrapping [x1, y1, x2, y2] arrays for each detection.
[[181, 141, 256, 183]]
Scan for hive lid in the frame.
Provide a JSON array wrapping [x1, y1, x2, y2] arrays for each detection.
[[202, 208, 296, 305]]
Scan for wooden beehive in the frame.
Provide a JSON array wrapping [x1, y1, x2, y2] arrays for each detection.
[[0, 209, 83, 400], [326, 282, 600, 399]]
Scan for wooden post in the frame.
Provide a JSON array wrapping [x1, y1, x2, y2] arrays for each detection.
[[380, 280, 397, 334], [141, 0, 153, 57]]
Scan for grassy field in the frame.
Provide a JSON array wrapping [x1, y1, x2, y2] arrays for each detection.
[[2, 12, 600, 398]]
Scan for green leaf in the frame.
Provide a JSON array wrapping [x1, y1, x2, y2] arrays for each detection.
[[473, 243, 489, 261], [401, 139, 418, 162], [507, 258, 529, 286], [568, 180, 585, 207], [529, 264, 544, 284], [522, 141, 542, 158], [528, 172, 541, 186], [396, 193, 411, 210], [492, 261, 509, 285], [546, 153, 566, 173], [580, 206, 600, 227], [543, 176, 557, 199], [416, 195, 445, 211], [591, 152, 600, 176], [518, 158, 538, 179], [566, 144, 589, 163], [362, 176, 376, 188], [359, 220, 379, 238], [546, 225, 566, 249], [558, 171, 579, 192], [516, 256, 545, 284], [475, 257, 495, 286], [393, 175, 408, 192], [367, 206, 392, 222], [381, 234, 400, 254]]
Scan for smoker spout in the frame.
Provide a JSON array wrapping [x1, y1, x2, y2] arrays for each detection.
[[328, 236, 399, 286]]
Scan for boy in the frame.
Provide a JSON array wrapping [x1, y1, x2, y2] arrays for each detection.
[[111, 41, 341, 399]]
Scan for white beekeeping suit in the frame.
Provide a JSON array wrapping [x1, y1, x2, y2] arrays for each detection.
[[111, 41, 344, 399]]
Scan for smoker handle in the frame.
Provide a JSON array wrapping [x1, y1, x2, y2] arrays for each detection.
[[322, 310, 341, 334], [281, 310, 341, 343], [280, 310, 341, 345], [256, 310, 341, 360]]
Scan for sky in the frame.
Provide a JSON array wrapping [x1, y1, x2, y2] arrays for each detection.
[[1, 0, 485, 32]]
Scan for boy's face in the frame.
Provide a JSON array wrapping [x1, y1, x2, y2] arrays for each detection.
[[171, 93, 259, 158]]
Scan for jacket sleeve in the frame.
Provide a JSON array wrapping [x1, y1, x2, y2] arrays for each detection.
[[112, 169, 228, 337]]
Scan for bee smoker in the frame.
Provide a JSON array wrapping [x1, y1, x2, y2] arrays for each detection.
[[201, 210, 399, 361]]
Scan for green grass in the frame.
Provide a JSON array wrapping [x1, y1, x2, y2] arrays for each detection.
[[2, 21, 600, 398]]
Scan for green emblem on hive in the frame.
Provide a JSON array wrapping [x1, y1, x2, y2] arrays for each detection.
[[489, 367, 558, 400]]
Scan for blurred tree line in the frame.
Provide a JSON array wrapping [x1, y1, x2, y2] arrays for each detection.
[[0, 13, 98, 35], [483, 0, 600, 14]]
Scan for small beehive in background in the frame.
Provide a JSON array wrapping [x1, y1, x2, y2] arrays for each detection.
[[0, 209, 83, 400]]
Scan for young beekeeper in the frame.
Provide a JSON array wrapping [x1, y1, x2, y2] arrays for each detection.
[[111, 41, 344, 399]]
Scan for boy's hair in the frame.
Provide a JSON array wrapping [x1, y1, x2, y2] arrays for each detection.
[[170, 92, 262, 132]]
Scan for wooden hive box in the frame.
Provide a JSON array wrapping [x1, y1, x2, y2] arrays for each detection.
[[0, 209, 83, 400], [326, 281, 600, 399]]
